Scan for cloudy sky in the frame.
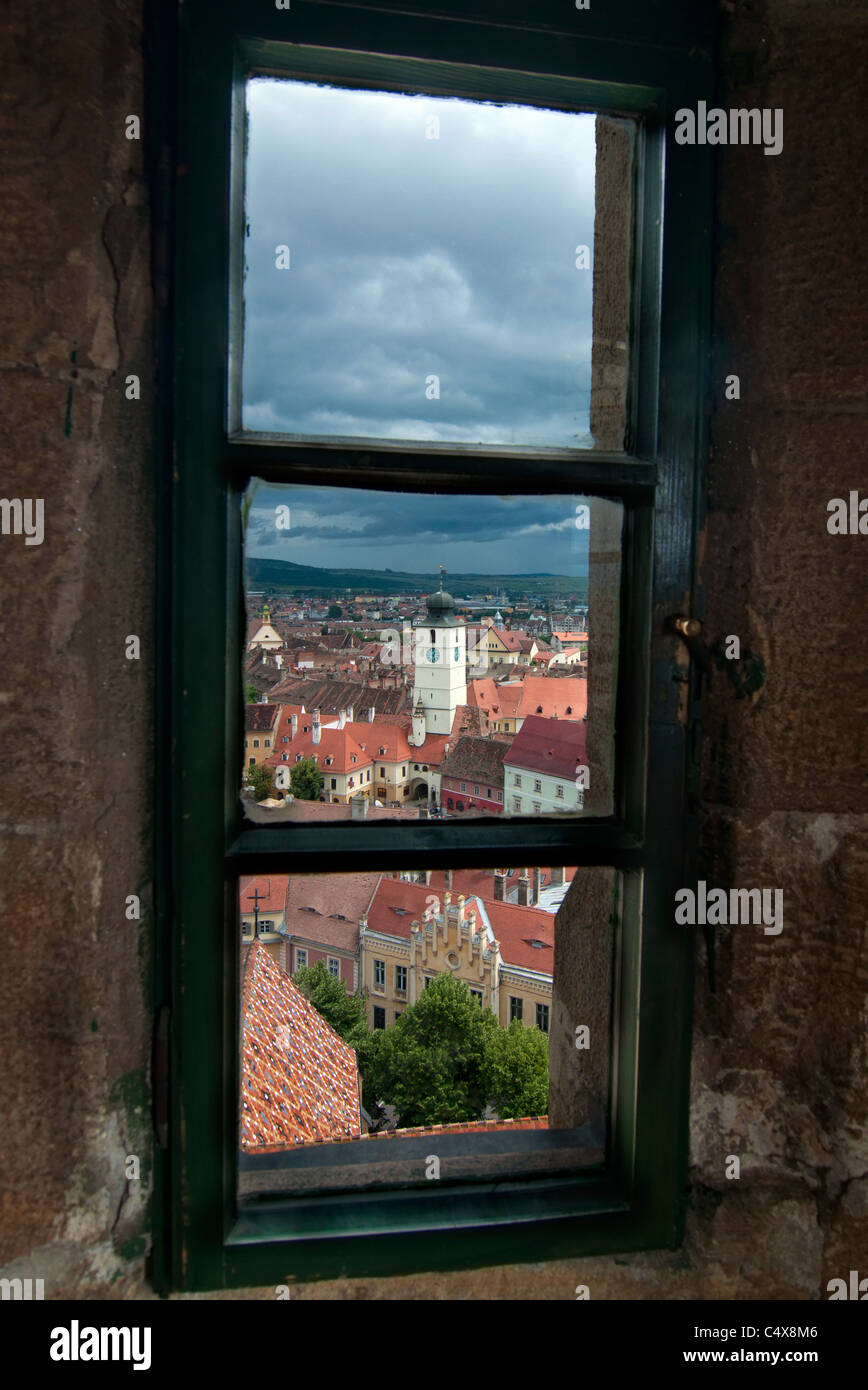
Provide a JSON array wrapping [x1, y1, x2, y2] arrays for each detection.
[[244, 483, 592, 576], [241, 78, 596, 447]]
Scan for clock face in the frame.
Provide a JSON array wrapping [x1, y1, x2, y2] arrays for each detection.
[[427, 647, 440, 663]]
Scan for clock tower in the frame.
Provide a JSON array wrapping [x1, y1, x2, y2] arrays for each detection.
[[412, 577, 467, 736]]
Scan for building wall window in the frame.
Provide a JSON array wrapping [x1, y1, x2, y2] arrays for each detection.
[[513, 797, 521, 812], [327, 957, 340, 978], [294, 948, 307, 971], [513, 773, 521, 787], [555, 784, 564, 799], [374, 958, 385, 988], [510, 996, 523, 1023], [469, 988, 483, 1004], [536, 1003, 550, 1033], [373, 1006, 386, 1030], [395, 964, 407, 991]]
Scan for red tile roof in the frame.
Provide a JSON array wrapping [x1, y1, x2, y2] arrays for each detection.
[[248, 1115, 548, 1153], [348, 720, 412, 763], [267, 724, 372, 776], [425, 867, 576, 905], [413, 732, 451, 767], [466, 679, 523, 720], [365, 877, 556, 972], [238, 875, 289, 916], [285, 872, 380, 950], [240, 941, 361, 1150], [485, 899, 556, 970], [490, 627, 527, 651], [245, 703, 282, 733], [504, 713, 588, 780], [515, 676, 587, 721]]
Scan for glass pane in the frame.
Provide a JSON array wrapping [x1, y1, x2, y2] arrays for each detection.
[[237, 863, 620, 1197], [239, 77, 633, 449], [240, 481, 622, 823]]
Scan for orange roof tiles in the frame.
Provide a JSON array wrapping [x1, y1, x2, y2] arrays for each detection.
[[238, 875, 289, 916], [515, 676, 587, 721], [348, 720, 412, 762], [240, 941, 361, 1151]]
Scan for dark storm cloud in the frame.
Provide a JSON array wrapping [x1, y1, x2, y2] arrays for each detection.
[[245, 484, 596, 576], [241, 80, 596, 447]]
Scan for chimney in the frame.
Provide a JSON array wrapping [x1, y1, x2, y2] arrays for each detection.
[[532, 867, 542, 905], [368, 706, 376, 722], [516, 874, 530, 907], [312, 708, 321, 745], [550, 866, 565, 887], [347, 705, 354, 723], [290, 713, 298, 739], [493, 872, 505, 902], [338, 708, 346, 729], [444, 868, 453, 890]]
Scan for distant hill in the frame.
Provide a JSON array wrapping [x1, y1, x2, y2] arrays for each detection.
[[246, 556, 587, 598]]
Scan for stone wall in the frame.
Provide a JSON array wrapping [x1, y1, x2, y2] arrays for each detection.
[[0, 0, 865, 1299]]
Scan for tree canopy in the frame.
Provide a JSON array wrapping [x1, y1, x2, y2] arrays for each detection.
[[366, 975, 499, 1127], [480, 1018, 549, 1119], [292, 959, 367, 1041], [289, 756, 323, 801], [245, 761, 274, 802]]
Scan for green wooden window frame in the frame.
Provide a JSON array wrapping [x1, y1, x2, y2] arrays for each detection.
[[151, 0, 715, 1293]]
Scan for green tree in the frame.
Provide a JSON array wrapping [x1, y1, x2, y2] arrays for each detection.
[[480, 1018, 549, 1119], [373, 975, 499, 1127], [328, 603, 343, 619], [245, 683, 260, 704], [293, 959, 368, 1040], [245, 761, 274, 802], [289, 756, 323, 801]]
